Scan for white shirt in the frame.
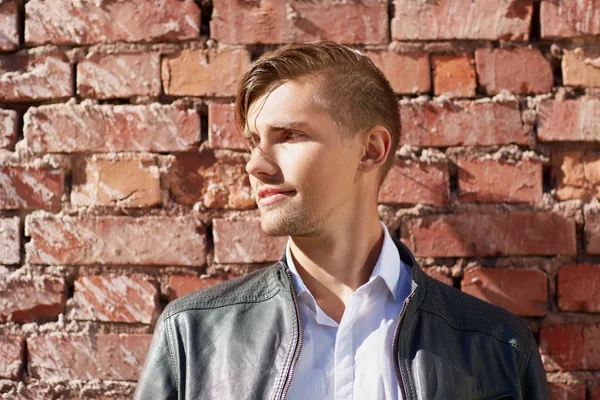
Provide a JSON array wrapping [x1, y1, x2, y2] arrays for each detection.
[[285, 221, 413, 400]]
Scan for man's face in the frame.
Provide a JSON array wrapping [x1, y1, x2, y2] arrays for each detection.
[[245, 79, 364, 237]]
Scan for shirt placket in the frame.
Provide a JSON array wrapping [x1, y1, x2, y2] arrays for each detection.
[[333, 293, 363, 400]]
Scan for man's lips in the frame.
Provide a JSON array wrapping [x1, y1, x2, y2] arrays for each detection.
[[257, 190, 295, 207]]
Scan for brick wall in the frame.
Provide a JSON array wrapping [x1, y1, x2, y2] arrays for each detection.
[[0, 0, 599, 398]]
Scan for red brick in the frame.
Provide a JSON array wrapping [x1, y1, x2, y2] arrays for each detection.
[[541, 0, 600, 38], [162, 47, 251, 97], [585, 207, 600, 254], [462, 268, 548, 317], [0, 217, 20, 265], [366, 51, 431, 94], [213, 219, 287, 263], [211, 0, 388, 45], [458, 159, 543, 204], [70, 275, 159, 324], [432, 53, 476, 98], [538, 100, 600, 142], [583, 325, 600, 370], [0, 274, 65, 323], [169, 151, 254, 209], [0, 165, 64, 211], [77, 53, 161, 99], [549, 383, 586, 400], [540, 326, 584, 371], [25, 0, 200, 46], [392, 0, 533, 41], [592, 387, 600, 400], [168, 274, 236, 301], [562, 49, 600, 88], [208, 103, 246, 151], [475, 48, 554, 95], [0, 2, 18, 51], [27, 334, 152, 380], [553, 152, 600, 201], [402, 213, 577, 258], [378, 160, 449, 206], [558, 265, 600, 313], [400, 101, 527, 147], [0, 109, 17, 150], [71, 155, 161, 208], [24, 103, 200, 153], [25, 215, 206, 266], [0, 54, 72, 102], [0, 336, 24, 379]]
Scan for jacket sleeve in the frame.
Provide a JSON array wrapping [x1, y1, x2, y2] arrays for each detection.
[[134, 312, 179, 400], [521, 331, 551, 399]]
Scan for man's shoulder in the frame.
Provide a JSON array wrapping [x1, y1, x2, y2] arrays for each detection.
[[162, 262, 288, 320], [418, 271, 533, 354]]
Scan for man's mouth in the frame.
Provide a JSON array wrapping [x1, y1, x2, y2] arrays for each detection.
[[257, 190, 296, 207]]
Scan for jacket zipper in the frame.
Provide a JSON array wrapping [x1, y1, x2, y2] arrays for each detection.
[[392, 291, 417, 400], [280, 266, 304, 400]]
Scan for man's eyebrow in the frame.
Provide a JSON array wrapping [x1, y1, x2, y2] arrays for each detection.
[[244, 121, 310, 137]]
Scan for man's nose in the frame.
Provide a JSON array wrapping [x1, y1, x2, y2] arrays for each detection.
[[245, 146, 279, 178]]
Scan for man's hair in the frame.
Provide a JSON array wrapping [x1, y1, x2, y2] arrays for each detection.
[[234, 41, 400, 184]]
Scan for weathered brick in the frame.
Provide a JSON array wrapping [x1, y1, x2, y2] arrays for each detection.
[[168, 274, 236, 301], [366, 51, 431, 94], [25, 215, 206, 266], [402, 213, 576, 258], [378, 160, 449, 206], [540, 325, 584, 371], [70, 275, 159, 324], [169, 151, 254, 209], [24, 103, 200, 153], [562, 49, 600, 88], [541, 0, 600, 38], [211, 0, 388, 45], [213, 219, 287, 263], [400, 101, 527, 147], [432, 53, 476, 98], [558, 265, 600, 313], [585, 207, 600, 254], [77, 53, 161, 99], [0, 165, 64, 211], [0, 274, 65, 323], [462, 268, 547, 317], [392, 0, 533, 41], [0, 109, 17, 150], [208, 103, 246, 151], [553, 152, 600, 201], [0, 336, 24, 379], [584, 325, 600, 370], [549, 383, 586, 400], [27, 334, 152, 380], [0, 217, 20, 265], [458, 159, 543, 203], [25, 0, 200, 46], [162, 47, 251, 97], [475, 48, 554, 95], [591, 386, 600, 400], [538, 100, 600, 142], [71, 155, 161, 208], [0, 2, 18, 51], [0, 54, 72, 102]]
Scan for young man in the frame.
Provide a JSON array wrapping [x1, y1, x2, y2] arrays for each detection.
[[135, 42, 549, 399]]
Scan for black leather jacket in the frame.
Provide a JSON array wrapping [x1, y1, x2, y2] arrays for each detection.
[[134, 239, 550, 400]]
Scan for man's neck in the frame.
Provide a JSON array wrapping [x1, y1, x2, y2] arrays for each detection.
[[288, 215, 384, 323]]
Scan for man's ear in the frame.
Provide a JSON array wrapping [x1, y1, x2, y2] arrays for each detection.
[[360, 125, 391, 174]]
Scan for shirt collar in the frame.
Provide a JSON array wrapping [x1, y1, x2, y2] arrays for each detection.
[[285, 221, 401, 301]]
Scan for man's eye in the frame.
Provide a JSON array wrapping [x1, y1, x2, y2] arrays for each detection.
[[283, 131, 303, 141]]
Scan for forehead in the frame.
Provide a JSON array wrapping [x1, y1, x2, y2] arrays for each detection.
[[246, 80, 332, 133]]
